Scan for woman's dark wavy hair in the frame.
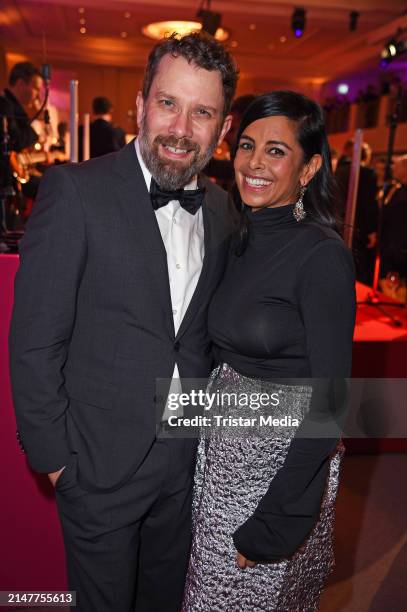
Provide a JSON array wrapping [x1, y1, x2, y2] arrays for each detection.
[[233, 90, 340, 253]]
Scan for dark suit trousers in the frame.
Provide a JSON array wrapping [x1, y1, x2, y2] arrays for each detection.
[[55, 437, 196, 612]]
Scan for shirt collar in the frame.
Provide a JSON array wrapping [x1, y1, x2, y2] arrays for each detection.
[[135, 138, 198, 192]]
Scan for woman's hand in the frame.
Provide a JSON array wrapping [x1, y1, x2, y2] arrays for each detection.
[[236, 551, 257, 569]]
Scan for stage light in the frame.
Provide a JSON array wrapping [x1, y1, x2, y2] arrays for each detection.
[[291, 8, 306, 38], [349, 11, 360, 32], [197, 0, 222, 37], [380, 36, 407, 66]]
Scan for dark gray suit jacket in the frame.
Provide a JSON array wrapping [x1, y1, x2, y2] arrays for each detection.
[[9, 140, 234, 492]]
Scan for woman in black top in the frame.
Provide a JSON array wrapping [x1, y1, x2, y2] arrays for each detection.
[[182, 91, 356, 611]]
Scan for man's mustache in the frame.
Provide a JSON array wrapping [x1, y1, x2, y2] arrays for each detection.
[[154, 135, 200, 154]]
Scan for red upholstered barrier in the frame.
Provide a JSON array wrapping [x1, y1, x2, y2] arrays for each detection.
[[0, 255, 67, 595], [0, 255, 406, 593]]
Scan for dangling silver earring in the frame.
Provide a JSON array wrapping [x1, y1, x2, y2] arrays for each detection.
[[293, 184, 307, 222]]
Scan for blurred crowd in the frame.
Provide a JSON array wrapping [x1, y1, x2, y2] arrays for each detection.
[[1, 61, 406, 298], [323, 75, 407, 134]]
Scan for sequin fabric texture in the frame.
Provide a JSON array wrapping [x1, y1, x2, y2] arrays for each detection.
[[182, 363, 343, 612]]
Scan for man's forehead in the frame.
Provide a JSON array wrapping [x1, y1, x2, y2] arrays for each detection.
[[150, 54, 223, 104]]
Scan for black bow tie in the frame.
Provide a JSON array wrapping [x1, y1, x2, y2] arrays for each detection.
[[150, 177, 205, 215]]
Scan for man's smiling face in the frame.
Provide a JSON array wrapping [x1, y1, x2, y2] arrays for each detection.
[[136, 54, 231, 190]]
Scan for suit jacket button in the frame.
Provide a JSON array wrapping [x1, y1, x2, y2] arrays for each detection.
[[174, 341, 180, 352]]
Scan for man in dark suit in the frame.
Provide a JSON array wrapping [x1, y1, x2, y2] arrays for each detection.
[[0, 61, 43, 198], [9, 33, 237, 612], [89, 96, 126, 158], [336, 140, 378, 284]]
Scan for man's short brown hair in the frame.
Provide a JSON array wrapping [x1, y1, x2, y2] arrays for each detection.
[[141, 32, 238, 118]]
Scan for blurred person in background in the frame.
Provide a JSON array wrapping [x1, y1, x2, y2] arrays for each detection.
[[0, 61, 43, 199], [336, 139, 378, 284], [90, 96, 126, 158], [380, 155, 407, 291]]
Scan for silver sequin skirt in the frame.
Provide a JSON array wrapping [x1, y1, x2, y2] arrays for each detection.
[[182, 363, 343, 612]]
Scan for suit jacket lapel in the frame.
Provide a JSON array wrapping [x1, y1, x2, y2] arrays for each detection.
[[113, 140, 175, 338]]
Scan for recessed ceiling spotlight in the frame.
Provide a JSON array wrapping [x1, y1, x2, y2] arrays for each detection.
[[120, 31, 128, 38], [249, 24, 256, 31], [280, 36, 286, 43], [124, 12, 131, 19], [80, 27, 86, 34], [79, 18, 86, 25], [78, 7, 85, 14], [230, 40, 238, 48]]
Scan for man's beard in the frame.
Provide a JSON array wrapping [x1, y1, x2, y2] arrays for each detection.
[[139, 114, 220, 191]]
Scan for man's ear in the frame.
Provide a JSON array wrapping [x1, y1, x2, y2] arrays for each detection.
[[217, 114, 233, 147], [301, 154, 322, 186], [136, 91, 144, 130]]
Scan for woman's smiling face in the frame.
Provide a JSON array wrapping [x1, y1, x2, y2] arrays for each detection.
[[234, 115, 319, 212]]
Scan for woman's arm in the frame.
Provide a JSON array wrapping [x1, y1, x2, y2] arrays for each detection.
[[233, 238, 356, 563]]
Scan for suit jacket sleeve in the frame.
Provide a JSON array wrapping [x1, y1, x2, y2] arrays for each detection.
[[9, 165, 87, 473]]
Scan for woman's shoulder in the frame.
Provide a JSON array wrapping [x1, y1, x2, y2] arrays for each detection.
[[297, 220, 346, 252], [296, 221, 354, 276]]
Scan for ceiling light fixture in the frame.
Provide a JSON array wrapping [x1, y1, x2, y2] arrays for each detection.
[[142, 20, 228, 42], [291, 8, 306, 38]]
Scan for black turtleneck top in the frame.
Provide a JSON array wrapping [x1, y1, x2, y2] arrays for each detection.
[[207, 203, 356, 562]]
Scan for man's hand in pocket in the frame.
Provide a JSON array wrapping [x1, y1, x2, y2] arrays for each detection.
[[48, 467, 65, 488]]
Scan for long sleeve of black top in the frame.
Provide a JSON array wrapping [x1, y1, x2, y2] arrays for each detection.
[[207, 204, 356, 562]]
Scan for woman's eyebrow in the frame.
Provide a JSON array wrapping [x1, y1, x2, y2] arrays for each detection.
[[240, 134, 293, 151]]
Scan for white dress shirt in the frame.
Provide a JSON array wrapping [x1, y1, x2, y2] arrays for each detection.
[[135, 139, 205, 418]]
